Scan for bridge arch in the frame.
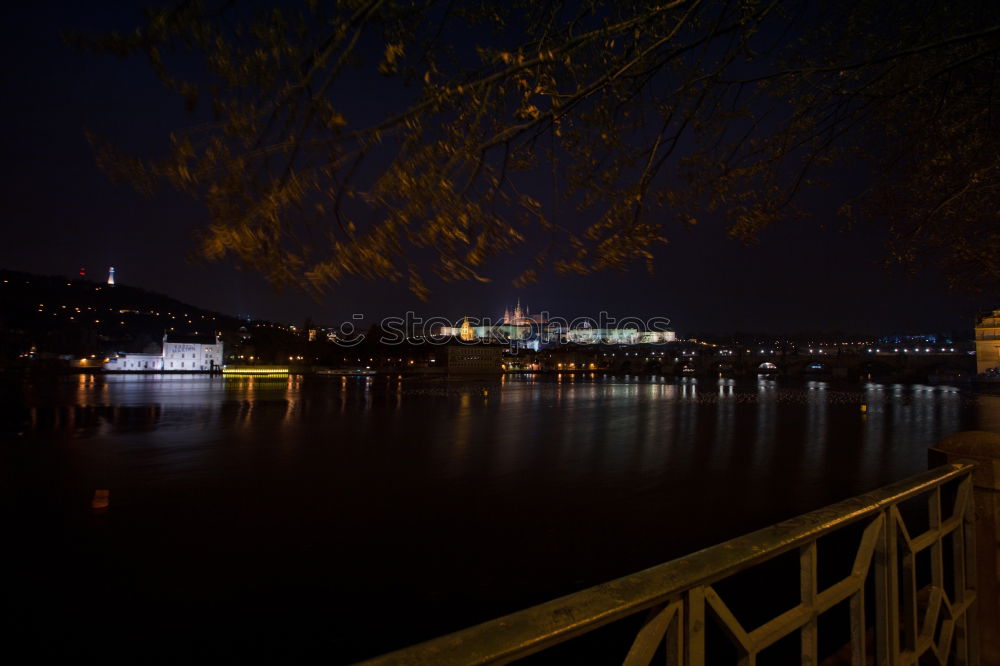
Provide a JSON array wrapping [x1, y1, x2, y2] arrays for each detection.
[[923, 361, 972, 383], [802, 360, 830, 375], [857, 360, 898, 381]]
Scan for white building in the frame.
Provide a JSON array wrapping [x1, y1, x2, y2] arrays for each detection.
[[640, 330, 677, 344], [162, 334, 223, 371], [564, 327, 640, 344], [104, 334, 223, 372], [103, 353, 163, 371]]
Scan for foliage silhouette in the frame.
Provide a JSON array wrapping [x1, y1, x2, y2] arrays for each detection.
[[72, 0, 1000, 297]]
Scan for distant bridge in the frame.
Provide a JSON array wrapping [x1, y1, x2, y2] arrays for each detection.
[[652, 350, 973, 381]]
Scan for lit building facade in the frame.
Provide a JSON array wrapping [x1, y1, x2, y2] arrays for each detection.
[[975, 310, 1000, 374], [640, 330, 676, 344], [437, 303, 549, 349], [436, 301, 675, 349], [563, 328, 675, 344], [103, 353, 163, 371], [446, 344, 503, 373], [162, 334, 224, 371], [104, 334, 223, 372], [564, 327, 638, 344]]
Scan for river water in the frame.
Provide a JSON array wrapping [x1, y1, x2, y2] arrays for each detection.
[[3, 373, 999, 663]]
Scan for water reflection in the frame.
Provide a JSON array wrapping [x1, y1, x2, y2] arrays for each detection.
[[8, 374, 1000, 665], [860, 382, 886, 489], [13, 375, 1000, 494], [714, 379, 735, 472], [939, 386, 960, 436], [803, 381, 828, 485], [754, 378, 777, 474]]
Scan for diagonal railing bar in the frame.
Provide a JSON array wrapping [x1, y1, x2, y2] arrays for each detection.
[[356, 463, 977, 666], [951, 476, 974, 666], [851, 513, 884, 577], [622, 601, 679, 666], [889, 502, 921, 661], [919, 587, 944, 652], [913, 523, 958, 553], [703, 586, 753, 655], [930, 487, 944, 598], [815, 574, 862, 614], [849, 512, 882, 663], [747, 601, 812, 652], [665, 600, 683, 666], [892, 504, 915, 549], [937, 598, 957, 664]]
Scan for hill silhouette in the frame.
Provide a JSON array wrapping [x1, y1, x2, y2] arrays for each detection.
[[0, 269, 301, 364]]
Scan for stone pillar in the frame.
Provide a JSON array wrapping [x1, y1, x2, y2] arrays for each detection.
[[929, 431, 1000, 663]]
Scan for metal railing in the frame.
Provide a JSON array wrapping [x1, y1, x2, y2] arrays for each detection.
[[358, 463, 978, 665]]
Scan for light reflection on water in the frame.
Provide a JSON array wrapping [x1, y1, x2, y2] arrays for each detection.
[[12, 375, 997, 486], [6, 373, 1000, 662]]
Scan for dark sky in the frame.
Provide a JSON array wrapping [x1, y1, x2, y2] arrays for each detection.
[[0, 2, 992, 336]]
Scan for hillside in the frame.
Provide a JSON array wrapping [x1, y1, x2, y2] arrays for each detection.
[[0, 269, 301, 363]]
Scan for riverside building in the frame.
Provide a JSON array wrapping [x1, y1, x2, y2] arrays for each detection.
[[446, 343, 503, 374], [975, 309, 1000, 374], [104, 333, 223, 372]]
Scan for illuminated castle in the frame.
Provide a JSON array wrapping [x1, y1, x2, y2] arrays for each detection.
[[436, 299, 675, 349], [502, 299, 545, 326], [437, 301, 550, 350]]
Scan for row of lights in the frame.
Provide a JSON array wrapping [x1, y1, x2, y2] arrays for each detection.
[[866, 347, 956, 353], [35, 303, 218, 326], [221, 367, 289, 375]]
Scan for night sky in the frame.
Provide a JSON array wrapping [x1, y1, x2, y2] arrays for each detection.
[[0, 2, 992, 336]]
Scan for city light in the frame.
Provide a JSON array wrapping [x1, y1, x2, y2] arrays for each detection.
[[222, 366, 289, 376]]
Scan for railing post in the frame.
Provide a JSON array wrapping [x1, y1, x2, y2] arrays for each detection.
[[930, 431, 1000, 664]]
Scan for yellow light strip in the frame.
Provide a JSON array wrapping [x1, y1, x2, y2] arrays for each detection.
[[222, 367, 290, 375]]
